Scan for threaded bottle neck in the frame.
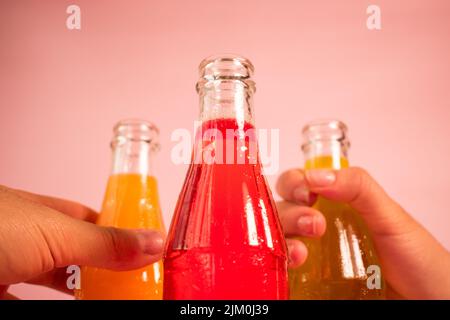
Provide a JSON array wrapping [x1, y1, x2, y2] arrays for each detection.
[[110, 119, 160, 175], [196, 54, 256, 125]]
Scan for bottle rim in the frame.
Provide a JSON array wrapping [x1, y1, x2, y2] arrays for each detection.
[[301, 119, 348, 134], [196, 53, 256, 94], [111, 119, 160, 151], [198, 54, 255, 78]]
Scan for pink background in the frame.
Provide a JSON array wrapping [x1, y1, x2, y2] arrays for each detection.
[[1, 0, 449, 299]]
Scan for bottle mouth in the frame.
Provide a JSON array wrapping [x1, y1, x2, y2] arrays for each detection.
[[301, 119, 350, 151], [196, 54, 256, 94], [111, 119, 160, 151]]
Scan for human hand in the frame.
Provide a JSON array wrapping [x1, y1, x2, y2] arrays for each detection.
[[276, 167, 450, 299], [0, 185, 164, 299]]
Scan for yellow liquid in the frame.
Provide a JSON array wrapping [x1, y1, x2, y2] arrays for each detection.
[[289, 156, 385, 299], [75, 174, 165, 300]]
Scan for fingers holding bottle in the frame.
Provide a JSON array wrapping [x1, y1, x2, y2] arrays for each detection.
[[276, 166, 450, 299], [0, 187, 165, 286], [275, 169, 325, 271]]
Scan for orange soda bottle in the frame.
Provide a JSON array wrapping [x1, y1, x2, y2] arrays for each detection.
[[289, 120, 385, 299], [75, 119, 165, 300]]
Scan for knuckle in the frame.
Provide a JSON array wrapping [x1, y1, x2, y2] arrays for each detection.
[[276, 169, 304, 197], [352, 166, 369, 179], [353, 167, 372, 187], [275, 171, 290, 195], [102, 227, 137, 267], [103, 227, 124, 263], [275, 201, 289, 217], [348, 167, 374, 203]]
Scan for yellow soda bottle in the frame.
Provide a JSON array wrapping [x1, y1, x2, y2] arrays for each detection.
[[75, 119, 165, 300], [289, 120, 385, 299]]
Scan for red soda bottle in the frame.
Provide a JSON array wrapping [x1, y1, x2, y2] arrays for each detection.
[[164, 54, 288, 299]]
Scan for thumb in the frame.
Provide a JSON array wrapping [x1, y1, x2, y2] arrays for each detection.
[[40, 214, 165, 271], [304, 167, 415, 236], [0, 187, 165, 285]]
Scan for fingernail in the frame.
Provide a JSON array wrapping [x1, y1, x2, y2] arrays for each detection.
[[136, 230, 164, 255], [293, 187, 310, 204], [306, 170, 336, 187], [297, 215, 316, 236]]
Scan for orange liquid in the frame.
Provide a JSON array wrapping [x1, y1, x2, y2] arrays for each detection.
[[289, 156, 385, 299], [75, 174, 165, 300]]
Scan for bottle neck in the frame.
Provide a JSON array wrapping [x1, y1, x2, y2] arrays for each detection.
[[301, 120, 350, 170], [110, 119, 159, 176], [111, 141, 154, 175], [196, 54, 256, 125], [198, 80, 254, 125], [194, 55, 259, 165]]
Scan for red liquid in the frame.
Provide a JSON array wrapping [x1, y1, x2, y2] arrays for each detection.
[[164, 118, 288, 300]]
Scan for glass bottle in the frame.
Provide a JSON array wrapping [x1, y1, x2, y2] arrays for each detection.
[[164, 54, 288, 299], [289, 119, 385, 299], [76, 119, 165, 300]]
